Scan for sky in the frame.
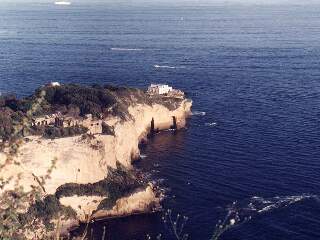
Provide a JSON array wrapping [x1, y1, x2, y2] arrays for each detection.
[[0, 0, 319, 4], [0, 0, 319, 9]]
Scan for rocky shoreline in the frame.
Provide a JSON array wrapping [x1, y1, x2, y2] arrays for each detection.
[[0, 83, 192, 238]]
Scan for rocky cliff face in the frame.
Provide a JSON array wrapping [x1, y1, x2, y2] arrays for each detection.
[[0, 84, 192, 237]]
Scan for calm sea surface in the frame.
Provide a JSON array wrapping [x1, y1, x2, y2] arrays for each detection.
[[1, 2, 320, 239]]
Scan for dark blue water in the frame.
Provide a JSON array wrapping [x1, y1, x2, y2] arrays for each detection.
[[1, 1, 320, 239]]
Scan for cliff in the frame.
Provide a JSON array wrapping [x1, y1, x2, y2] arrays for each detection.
[[0, 84, 192, 238]]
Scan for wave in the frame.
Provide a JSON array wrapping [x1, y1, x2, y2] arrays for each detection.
[[192, 111, 206, 116], [140, 154, 147, 159], [111, 48, 143, 51], [212, 194, 319, 240], [153, 64, 185, 69], [205, 122, 217, 127], [164, 128, 176, 132], [54, 1, 71, 5]]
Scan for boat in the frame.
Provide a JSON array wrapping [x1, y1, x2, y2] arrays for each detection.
[[54, 1, 71, 5]]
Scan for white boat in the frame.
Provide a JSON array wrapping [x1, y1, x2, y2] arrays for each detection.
[[54, 1, 71, 5]]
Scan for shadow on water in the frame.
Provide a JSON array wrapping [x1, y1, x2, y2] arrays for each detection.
[[71, 122, 320, 240], [72, 212, 163, 240], [71, 129, 189, 240], [71, 193, 320, 240]]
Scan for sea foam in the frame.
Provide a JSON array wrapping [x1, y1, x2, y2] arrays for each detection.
[[140, 154, 147, 159], [111, 48, 143, 51], [192, 111, 206, 116], [153, 64, 185, 69], [205, 122, 217, 127], [211, 194, 319, 240]]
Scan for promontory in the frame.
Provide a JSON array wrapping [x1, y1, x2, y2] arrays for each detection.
[[0, 83, 192, 239]]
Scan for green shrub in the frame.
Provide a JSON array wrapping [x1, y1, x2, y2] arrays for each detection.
[[0, 83, 185, 142], [55, 163, 145, 210], [44, 125, 88, 139], [101, 122, 115, 136], [43, 84, 117, 118], [19, 195, 76, 229]]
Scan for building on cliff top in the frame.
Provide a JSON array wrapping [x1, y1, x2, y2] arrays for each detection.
[[49, 82, 61, 87], [31, 112, 103, 135], [147, 84, 185, 98], [148, 84, 173, 95], [31, 112, 63, 126]]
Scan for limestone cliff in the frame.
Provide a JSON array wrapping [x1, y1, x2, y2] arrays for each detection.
[[0, 84, 192, 236]]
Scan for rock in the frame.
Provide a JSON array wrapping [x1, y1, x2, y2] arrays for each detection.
[[0, 84, 192, 237]]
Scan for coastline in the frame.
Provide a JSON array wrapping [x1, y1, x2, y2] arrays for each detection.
[[0, 84, 192, 238]]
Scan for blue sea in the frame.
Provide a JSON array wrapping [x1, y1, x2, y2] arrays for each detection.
[[1, 1, 320, 239]]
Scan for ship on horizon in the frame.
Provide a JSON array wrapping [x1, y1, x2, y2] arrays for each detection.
[[54, 1, 71, 5]]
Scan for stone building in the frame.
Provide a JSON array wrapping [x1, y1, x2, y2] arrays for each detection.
[[82, 114, 102, 135], [31, 112, 103, 135], [31, 112, 63, 127]]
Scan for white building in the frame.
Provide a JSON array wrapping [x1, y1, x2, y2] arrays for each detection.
[[147, 84, 173, 95], [50, 82, 61, 87]]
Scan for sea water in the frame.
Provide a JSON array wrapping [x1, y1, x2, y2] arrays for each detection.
[[1, 1, 320, 239]]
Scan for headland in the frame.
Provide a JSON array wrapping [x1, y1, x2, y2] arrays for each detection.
[[0, 83, 192, 238]]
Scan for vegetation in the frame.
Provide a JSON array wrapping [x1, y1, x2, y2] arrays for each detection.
[[44, 125, 88, 139], [162, 209, 189, 240], [55, 162, 144, 210], [0, 157, 71, 239], [0, 83, 184, 144], [149, 95, 184, 111], [0, 84, 116, 143], [42, 84, 117, 118], [1, 159, 144, 238], [0, 95, 29, 143], [101, 122, 115, 136], [19, 195, 76, 230], [0, 83, 186, 239]]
